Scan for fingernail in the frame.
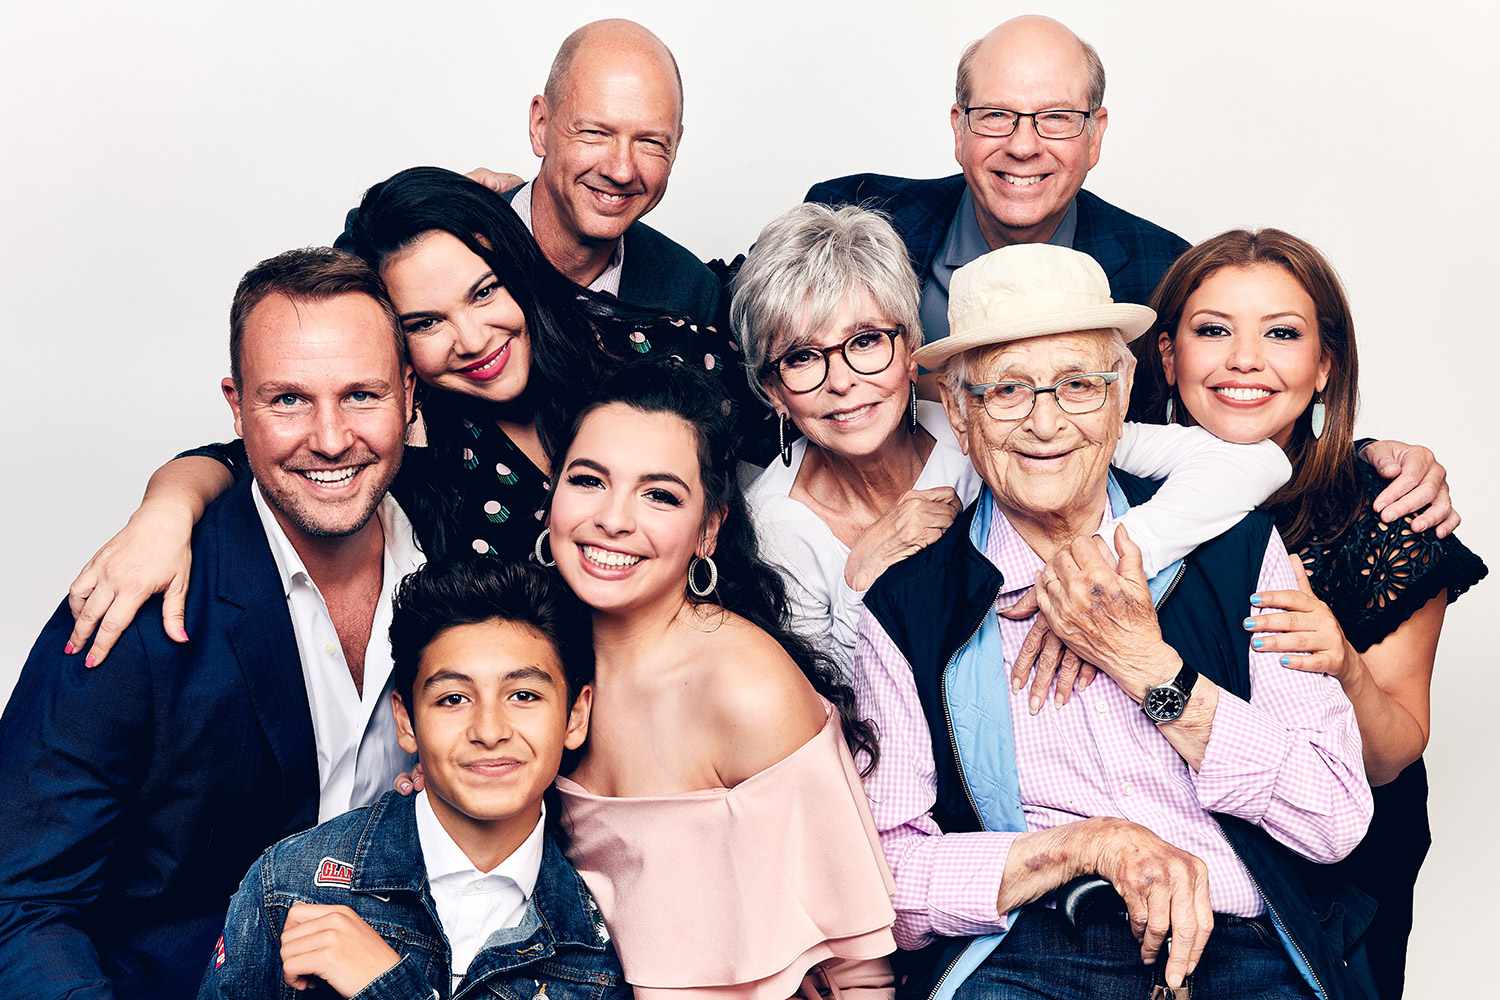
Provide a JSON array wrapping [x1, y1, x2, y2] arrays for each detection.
[[398, 781, 412, 793], [63, 642, 76, 655], [84, 654, 97, 668], [1242, 617, 1256, 629], [1249, 593, 1262, 606], [1012, 676, 1024, 692], [1029, 696, 1042, 714], [1280, 655, 1291, 666], [1251, 637, 1265, 650]]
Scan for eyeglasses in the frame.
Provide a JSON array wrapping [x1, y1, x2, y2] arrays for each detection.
[[965, 371, 1120, 420], [765, 327, 903, 394], [963, 107, 1092, 140]]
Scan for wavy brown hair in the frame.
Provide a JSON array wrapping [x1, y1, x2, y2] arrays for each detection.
[[1129, 229, 1361, 549]]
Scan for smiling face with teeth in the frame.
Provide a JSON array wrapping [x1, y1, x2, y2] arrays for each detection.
[[548, 403, 721, 618], [950, 18, 1106, 247], [382, 231, 532, 406], [1160, 263, 1330, 449], [941, 331, 1124, 544], [765, 288, 917, 463], [225, 291, 412, 543], [528, 25, 682, 270]]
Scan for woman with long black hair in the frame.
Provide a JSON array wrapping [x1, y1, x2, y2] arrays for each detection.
[[63, 167, 757, 657]]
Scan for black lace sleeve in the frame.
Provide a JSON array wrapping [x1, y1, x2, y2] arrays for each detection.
[[1298, 462, 1488, 652]]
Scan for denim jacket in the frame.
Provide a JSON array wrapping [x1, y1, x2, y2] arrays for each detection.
[[198, 791, 627, 1000]]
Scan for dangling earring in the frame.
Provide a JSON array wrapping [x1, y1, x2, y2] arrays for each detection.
[[532, 528, 556, 567], [778, 413, 793, 467], [687, 554, 719, 598], [908, 381, 919, 434], [1310, 394, 1326, 440], [1164, 395, 1176, 424]]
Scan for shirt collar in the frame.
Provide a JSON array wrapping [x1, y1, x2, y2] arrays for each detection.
[[941, 188, 1079, 269], [511, 179, 625, 295], [414, 789, 546, 895], [250, 481, 423, 599]]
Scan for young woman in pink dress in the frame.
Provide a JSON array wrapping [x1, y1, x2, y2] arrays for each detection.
[[540, 360, 897, 1000]]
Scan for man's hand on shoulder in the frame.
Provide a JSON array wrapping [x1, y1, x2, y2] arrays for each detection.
[[280, 903, 400, 997], [465, 168, 526, 194], [1360, 439, 1459, 536]]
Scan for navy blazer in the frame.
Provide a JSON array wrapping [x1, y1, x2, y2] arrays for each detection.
[[0, 478, 320, 1000], [803, 172, 1190, 310]]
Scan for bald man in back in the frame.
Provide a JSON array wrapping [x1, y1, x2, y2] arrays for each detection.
[[477, 19, 720, 320], [807, 16, 1187, 344]]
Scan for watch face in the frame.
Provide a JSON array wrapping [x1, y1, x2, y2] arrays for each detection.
[[1145, 685, 1187, 722]]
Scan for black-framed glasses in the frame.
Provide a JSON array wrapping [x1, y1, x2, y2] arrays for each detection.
[[963, 107, 1092, 140], [965, 371, 1120, 420], [765, 327, 904, 394]]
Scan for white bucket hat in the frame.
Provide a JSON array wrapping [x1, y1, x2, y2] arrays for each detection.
[[912, 243, 1157, 370]]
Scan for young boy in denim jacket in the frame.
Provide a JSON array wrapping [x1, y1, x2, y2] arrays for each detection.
[[200, 558, 624, 1000]]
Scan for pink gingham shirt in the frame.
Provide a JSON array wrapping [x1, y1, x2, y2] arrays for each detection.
[[850, 499, 1372, 951]]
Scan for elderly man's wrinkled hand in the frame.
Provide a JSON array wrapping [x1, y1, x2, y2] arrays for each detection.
[[1033, 524, 1179, 700], [1090, 817, 1214, 989], [1000, 591, 1098, 714]]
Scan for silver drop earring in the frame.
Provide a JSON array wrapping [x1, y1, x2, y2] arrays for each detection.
[[1165, 396, 1176, 424], [1310, 395, 1326, 439]]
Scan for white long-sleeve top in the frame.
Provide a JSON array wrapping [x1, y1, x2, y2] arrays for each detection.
[[746, 402, 1292, 676]]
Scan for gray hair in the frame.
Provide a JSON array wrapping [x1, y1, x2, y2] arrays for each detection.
[[730, 203, 922, 404], [939, 329, 1136, 414], [954, 35, 1106, 112]]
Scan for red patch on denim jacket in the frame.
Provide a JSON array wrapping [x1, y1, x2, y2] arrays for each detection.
[[213, 935, 226, 968], [314, 856, 354, 889]]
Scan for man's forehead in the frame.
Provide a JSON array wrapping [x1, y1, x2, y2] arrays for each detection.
[[241, 295, 400, 379], [966, 333, 1114, 377], [969, 32, 1090, 104]]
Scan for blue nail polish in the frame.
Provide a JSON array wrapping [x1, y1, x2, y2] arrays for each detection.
[[1249, 594, 1263, 606], [1280, 655, 1291, 666], [1252, 637, 1265, 650], [1242, 617, 1256, 629]]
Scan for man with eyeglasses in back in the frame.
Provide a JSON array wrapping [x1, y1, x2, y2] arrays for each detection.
[[806, 15, 1186, 346]]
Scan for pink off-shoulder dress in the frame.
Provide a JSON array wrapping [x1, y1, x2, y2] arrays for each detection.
[[555, 705, 897, 1000]]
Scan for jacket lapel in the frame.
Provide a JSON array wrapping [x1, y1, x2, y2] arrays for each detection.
[[1073, 189, 1128, 284], [217, 482, 319, 814]]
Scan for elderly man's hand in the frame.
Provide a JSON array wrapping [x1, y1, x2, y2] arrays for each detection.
[[1361, 439, 1459, 536], [1000, 591, 1098, 714], [1091, 818, 1214, 989], [1033, 524, 1181, 702]]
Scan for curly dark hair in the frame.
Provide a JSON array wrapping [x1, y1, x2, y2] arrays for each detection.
[[545, 358, 879, 771]]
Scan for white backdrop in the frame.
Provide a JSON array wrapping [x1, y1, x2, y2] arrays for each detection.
[[2, 0, 1496, 991]]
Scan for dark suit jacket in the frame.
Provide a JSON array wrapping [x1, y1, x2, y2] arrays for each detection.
[[0, 479, 320, 1000], [803, 172, 1189, 309]]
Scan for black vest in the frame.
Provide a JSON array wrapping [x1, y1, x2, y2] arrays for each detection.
[[864, 470, 1374, 1000]]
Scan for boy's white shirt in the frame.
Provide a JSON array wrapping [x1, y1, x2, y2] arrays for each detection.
[[747, 414, 1293, 675], [414, 790, 546, 989]]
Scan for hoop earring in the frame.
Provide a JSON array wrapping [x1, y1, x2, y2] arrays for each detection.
[[687, 554, 719, 598], [908, 381, 919, 433], [1164, 395, 1176, 424], [778, 413, 793, 467], [1310, 394, 1326, 440], [532, 528, 556, 567]]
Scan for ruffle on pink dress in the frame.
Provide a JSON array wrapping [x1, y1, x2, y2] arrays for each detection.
[[555, 706, 896, 1000]]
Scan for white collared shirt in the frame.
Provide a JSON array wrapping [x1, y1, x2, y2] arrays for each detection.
[[415, 790, 545, 990], [251, 483, 424, 822], [510, 179, 625, 295]]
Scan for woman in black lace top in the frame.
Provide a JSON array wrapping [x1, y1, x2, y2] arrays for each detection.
[[78, 168, 757, 569], [1134, 228, 1486, 999]]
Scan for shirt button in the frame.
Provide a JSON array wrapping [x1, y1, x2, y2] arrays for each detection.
[[1094, 699, 1109, 715], [324, 643, 338, 657], [1122, 782, 1135, 797]]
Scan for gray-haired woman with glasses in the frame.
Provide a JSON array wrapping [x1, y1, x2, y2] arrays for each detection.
[[735, 204, 1296, 680]]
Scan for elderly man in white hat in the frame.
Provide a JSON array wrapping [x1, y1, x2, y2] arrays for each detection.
[[850, 244, 1375, 1000]]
